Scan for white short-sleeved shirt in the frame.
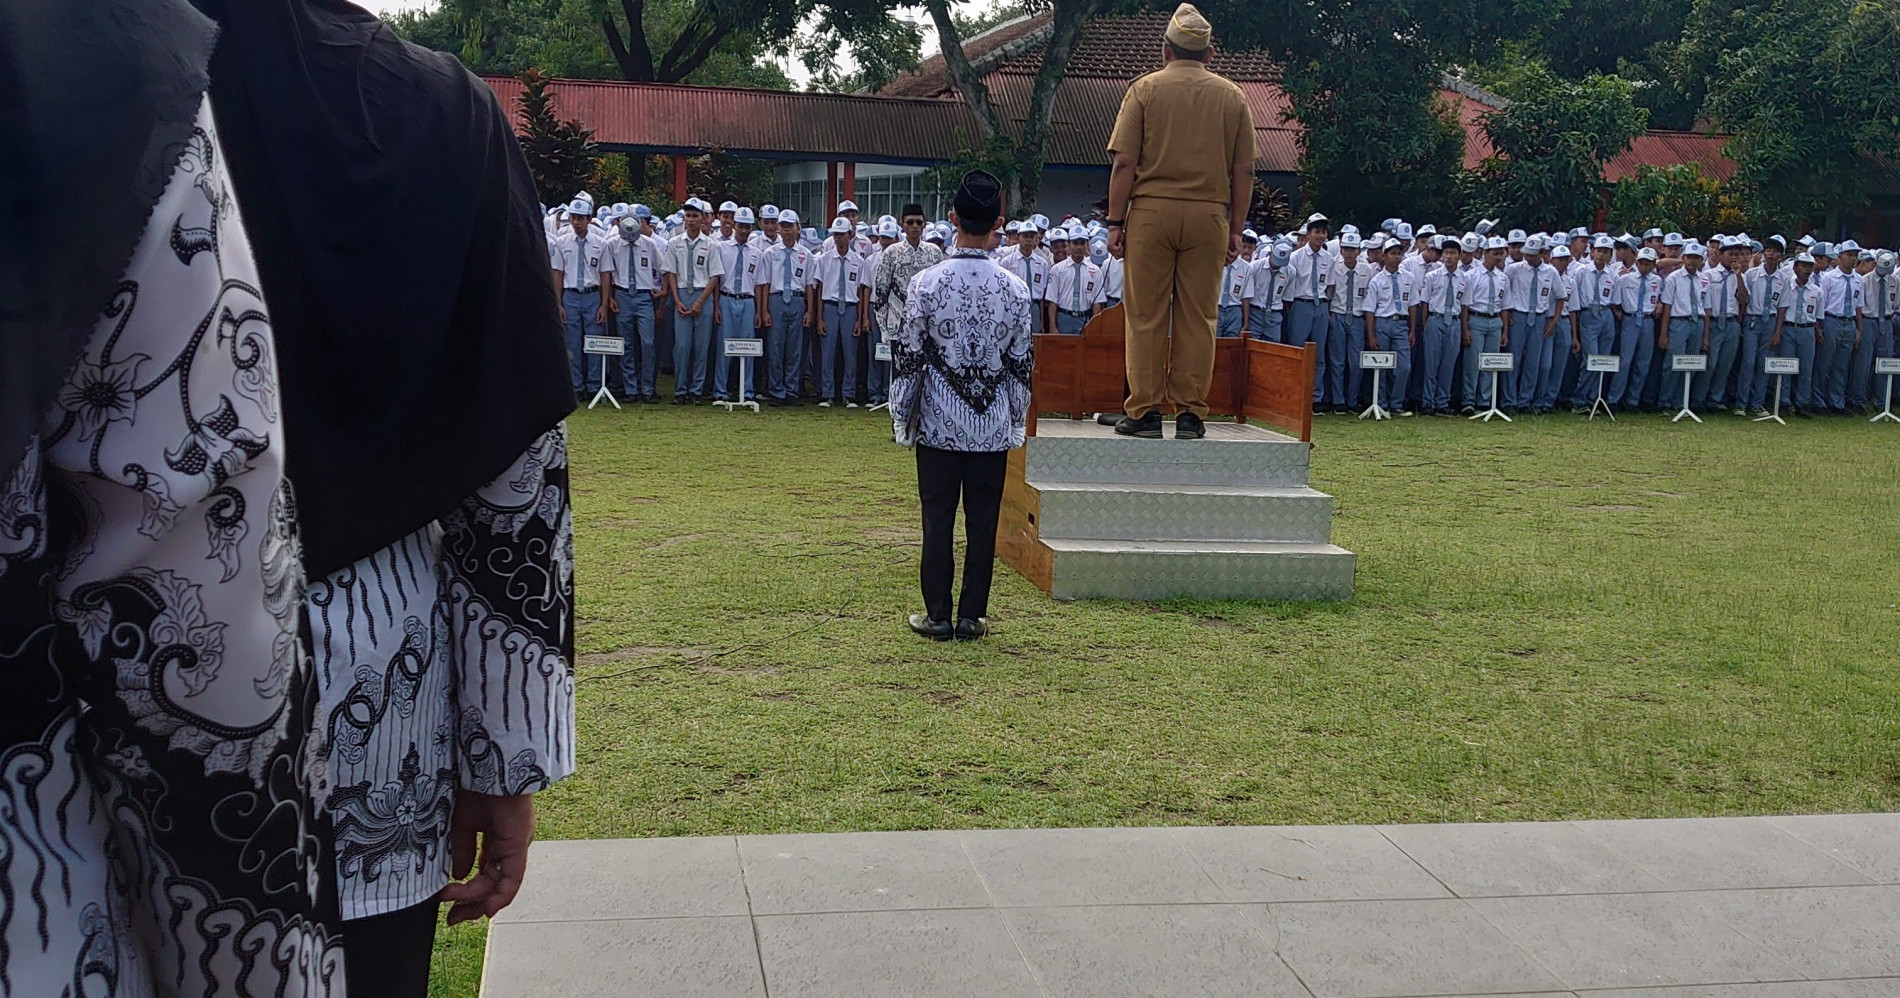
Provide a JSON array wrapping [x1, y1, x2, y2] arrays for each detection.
[[663, 231, 726, 290], [1327, 258, 1373, 315], [811, 242, 864, 303], [1359, 266, 1416, 319], [1046, 258, 1106, 311], [1617, 269, 1663, 315], [1422, 263, 1463, 316], [550, 228, 607, 290], [1218, 259, 1252, 307], [1661, 268, 1706, 317], [1462, 264, 1509, 316], [1285, 243, 1331, 302], [998, 249, 1050, 303], [1781, 277, 1823, 324], [764, 242, 814, 295], [1101, 256, 1125, 300], [716, 236, 765, 296]]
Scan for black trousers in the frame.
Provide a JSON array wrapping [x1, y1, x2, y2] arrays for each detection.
[[916, 445, 1008, 623], [344, 899, 439, 998]]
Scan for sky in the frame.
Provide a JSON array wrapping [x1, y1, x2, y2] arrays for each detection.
[[350, 0, 982, 87]]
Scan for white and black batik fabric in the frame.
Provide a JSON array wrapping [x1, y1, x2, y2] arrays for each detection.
[[309, 426, 574, 920], [871, 240, 945, 337], [0, 96, 344, 996], [890, 249, 1036, 452]]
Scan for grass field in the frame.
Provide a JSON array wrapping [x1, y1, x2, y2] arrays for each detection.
[[429, 402, 1900, 995]]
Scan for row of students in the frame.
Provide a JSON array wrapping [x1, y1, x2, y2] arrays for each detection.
[[1231, 215, 1898, 418]]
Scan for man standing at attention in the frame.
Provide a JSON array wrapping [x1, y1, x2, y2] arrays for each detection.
[[891, 171, 1034, 642], [1105, 3, 1255, 440]]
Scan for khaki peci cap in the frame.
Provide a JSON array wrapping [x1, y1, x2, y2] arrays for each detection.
[[1165, 3, 1212, 51]]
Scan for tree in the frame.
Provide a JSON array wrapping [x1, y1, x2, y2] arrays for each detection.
[[1524, 0, 1698, 130], [517, 69, 602, 206], [922, 0, 1110, 211], [597, 0, 909, 86], [1606, 163, 1747, 234], [1457, 65, 1647, 229]]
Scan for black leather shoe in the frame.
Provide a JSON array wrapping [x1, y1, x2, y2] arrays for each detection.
[[1095, 412, 1121, 426], [1175, 412, 1206, 439], [908, 614, 954, 641], [955, 617, 988, 640], [1114, 410, 1163, 438]]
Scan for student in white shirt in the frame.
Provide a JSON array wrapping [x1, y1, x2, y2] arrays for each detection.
[[1284, 214, 1333, 408], [1773, 253, 1824, 414], [1815, 243, 1864, 412], [1420, 235, 1463, 415], [1325, 232, 1373, 413], [1216, 235, 1254, 338], [1046, 226, 1106, 335], [1359, 240, 1419, 415], [710, 207, 765, 402], [1740, 236, 1788, 415], [999, 223, 1051, 332], [1852, 249, 1897, 412], [662, 198, 726, 402], [549, 191, 609, 396], [808, 215, 868, 407], [1101, 239, 1126, 308], [1537, 243, 1576, 411], [1505, 236, 1564, 413], [762, 210, 814, 406], [1695, 237, 1748, 412], [1568, 235, 1621, 411], [1459, 236, 1510, 414], [1247, 240, 1287, 342], [598, 204, 667, 402], [1613, 247, 1664, 409]]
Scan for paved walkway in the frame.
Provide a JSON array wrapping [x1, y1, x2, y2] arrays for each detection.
[[480, 814, 1900, 997]]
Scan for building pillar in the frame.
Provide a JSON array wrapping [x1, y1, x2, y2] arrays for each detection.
[[671, 155, 688, 203], [825, 161, 839, 224], [843, 161, 857, 213]]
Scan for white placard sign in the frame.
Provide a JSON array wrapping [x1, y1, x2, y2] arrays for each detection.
[[1876, 358, 1900, 375], [1671, 353, 1708, 372], [1764, 356, 1801, 375], [1586, 354, 1620, 373], [1358, 351, 1397, 370], [584, 335, 626, 355], [1478, 352, 1514, 372], [874, 342, 893, 362], [723, 337, 764, 358]]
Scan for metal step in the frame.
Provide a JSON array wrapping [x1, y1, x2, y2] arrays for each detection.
[[1025, 419, 1310, 487], [1031, 481, 1336, 543], [1042, 538, 1355, 601]]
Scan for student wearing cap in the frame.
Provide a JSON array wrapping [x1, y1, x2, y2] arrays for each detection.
[[1774, 253, 1824, 415], [999, 222, 1051, 332], [890, 171, 1032, 642], [1740, 237, 1789, 416], [837, 198, 864, 247], [1420, 235, 1463, 415], [1324, 233, 1374, 412], [1248, 239, 1287, 342], [550, 191, 611, 396], [1047, 226, 1107, 334], [1360, 239, 1419, 416], [1284, 216, 1334, 409], [1102, 234, 1127, 308], [1816, 242, 1864, 413], [1505, 236, 1563, 412], [599, 205, 664, 402], [1568, 236, 1621, 411], [871, 204, 946, 406], [1656, 241, 1710, 402], [762, 210, 814, 405], [710, 207, 763, 402], [1104, 2, 1256, 439], [1537, 242, 1576, 412], [1853, 250, 1897, 411], [1613, 247, 1663, 409], [1216, 237, 1253, 337], [663, 198, 726, 402], [1459, 235, 1510, 414], [859, 220, 895, 406], [810, 216, 868, 407], [1695, 238, 1747, 413]]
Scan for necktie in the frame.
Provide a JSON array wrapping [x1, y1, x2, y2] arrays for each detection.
[[736, 245, 746, 296], [779, 249, 790, 302], [1311, 252, 1320, 300], [1073, 263, 1083, 311], [1390, 271, 1401, 317], [1443, 269, 1455, 312], [1716, 272, 1727, 317], [1346, 268, 1356, 313], [1880, 275, 1888, 318], [1488, 270, 1499, 313], [1637, 276, 1647, 317], [837, 254, 845, 305]]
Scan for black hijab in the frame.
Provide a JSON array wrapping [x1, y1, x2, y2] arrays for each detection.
[[193, 0, 575, 578], [0, 0, 218, 486]]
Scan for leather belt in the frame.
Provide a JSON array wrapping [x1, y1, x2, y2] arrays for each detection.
[[1785, 322, 1816, 329], [1057, 307, 1092, 317]]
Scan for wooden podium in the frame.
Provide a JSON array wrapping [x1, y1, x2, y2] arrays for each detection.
[[998, 306, 1354, 601]]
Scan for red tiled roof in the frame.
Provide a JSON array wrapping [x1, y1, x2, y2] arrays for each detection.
[[880, 13, 1052, 98], [484, 76, 979, 164], [1604, 131, 1737, 183]]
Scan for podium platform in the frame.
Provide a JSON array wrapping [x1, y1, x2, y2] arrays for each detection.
[[998, 307, 1354, 602]]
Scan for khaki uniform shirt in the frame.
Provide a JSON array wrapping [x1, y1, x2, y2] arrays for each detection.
[[1106, 60, 1255, 204]]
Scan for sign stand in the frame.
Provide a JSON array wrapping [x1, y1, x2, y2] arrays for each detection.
[[717, 337, 763, 413], [1470, 352, 1513, 422], [583, 335, 625, 410], [870, 340, 893, 412], [1873, 358, 1900, 424], [1670, 353, 1707, 423], [1756, 356, 1799, 424], [1585, 354, 1618, 421], [1358, 350, 1396, 420]]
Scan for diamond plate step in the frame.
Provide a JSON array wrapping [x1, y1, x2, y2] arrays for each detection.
[[1025, 420, 1310, 487], [1031, 482, 1335, 543], [1043, 539, 1355, 601]]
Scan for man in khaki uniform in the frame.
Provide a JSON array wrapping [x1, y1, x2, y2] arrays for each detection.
[[1104, 2, 1255, 439]]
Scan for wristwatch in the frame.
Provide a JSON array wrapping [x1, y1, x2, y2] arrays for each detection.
[[1105, 220, 1124, 228]]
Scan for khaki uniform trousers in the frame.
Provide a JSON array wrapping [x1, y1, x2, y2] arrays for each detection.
[[1123, 195, 1228, 418]]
